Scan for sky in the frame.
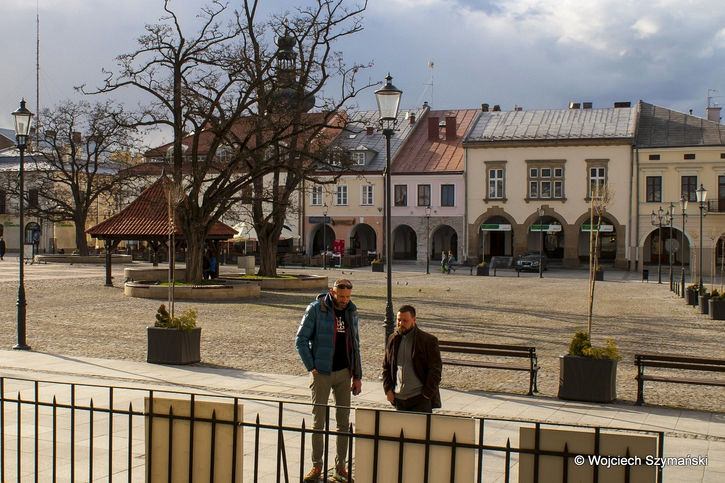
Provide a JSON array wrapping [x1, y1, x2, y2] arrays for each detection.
[[1, 0, 724, 142]]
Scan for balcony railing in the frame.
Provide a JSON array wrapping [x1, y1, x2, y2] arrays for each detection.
[[706, 200, 724, 212]]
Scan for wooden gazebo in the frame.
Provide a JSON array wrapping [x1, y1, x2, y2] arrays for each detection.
[[86, 176, 236, 286]]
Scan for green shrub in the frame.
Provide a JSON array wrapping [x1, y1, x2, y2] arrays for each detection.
[[568, 330, 621, 361], [154, 304, 197, 331]]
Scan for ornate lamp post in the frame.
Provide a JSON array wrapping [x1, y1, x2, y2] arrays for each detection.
[[425, 205, 431, 274], [375, 74, 402, 341], [650, 207, 670, 285], [680, 195, 688, 297], [538, 207, 544, 278], [12, 99, 33, 351], [696, 184, 708, 288], [322, 204, 328, 270], [668, 202, 675, 291]]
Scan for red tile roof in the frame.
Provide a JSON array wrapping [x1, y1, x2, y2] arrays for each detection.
[[392, 109, 479, 174], [86, 176, 236, 240]]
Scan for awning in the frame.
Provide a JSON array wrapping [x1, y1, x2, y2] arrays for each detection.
[[232, 222, 295, 242]]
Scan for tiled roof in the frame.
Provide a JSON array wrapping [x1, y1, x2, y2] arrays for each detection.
[[636, 101, 725, 147], [392, 109, 478, 174], [329, 107, 428, 172], [465, 107, 637, 144], [86, 176, 236, 240]]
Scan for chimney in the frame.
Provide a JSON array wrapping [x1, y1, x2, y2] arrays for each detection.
[[481, 103, 489, 112], [514, 105, 523, 112], [445, 115, 457, 140], [492, 105, 501, 112], [706, 105, 722, 123], [409, 112, 416, 125], [366, 126, 374, 135], [582, 102, 593, 109], [569, 101, 581, 109], [613, 101, 631, 108], [72, 131, 82, 144], [689, 109, 693, 115], [427, 116, 440, 140]]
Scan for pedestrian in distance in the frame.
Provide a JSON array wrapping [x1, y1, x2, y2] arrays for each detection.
[[382, 305, 442, 413], [446, 250, 457, 274], [296, 278, 362, 482], [0, 236, 5, 261], [440, 250, 447, 273]]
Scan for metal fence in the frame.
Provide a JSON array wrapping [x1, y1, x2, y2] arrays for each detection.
[[0, 376, 665, 482]]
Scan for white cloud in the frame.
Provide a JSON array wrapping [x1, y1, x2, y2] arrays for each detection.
[[632, 18, 659, 39]]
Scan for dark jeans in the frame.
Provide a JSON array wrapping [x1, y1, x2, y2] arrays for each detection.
[[394, 393, 432, 413]]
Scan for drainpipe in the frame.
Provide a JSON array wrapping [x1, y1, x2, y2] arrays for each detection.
[[633, 146, 640, 271], [463, 149, 469, 261]]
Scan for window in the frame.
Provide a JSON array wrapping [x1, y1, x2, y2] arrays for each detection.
[[394, 185, 407, 206], [352, 152, 366, 165], [488, 169, 504, 199], [684, 153, 696, 160], [441, 184, 455, 207], [681, 175, 697, 202], [336, 185, 348, 205], [361, 185, 374, 205], [646, 176, 662, 202], [311, 185, 323, 206], [589, 167, 606, 197], [528, 163, 564, 199], [28, 188, 39, 208], [417, 184, 431, 207], [648, 154, 660, 160], [0, 189, 5, 214]]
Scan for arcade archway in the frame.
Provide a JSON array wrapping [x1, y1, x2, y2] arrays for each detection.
[[392, 225, 417, 260]]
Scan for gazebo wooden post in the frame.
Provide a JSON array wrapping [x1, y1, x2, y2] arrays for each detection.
[[104, 239, 113, 287]]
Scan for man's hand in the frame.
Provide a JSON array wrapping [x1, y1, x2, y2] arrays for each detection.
[[351, 378, 362, 396], [386, 390, 395, 405]]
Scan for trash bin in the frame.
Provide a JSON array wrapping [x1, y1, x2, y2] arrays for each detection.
[[642, 269, 649, 282], [237, 255, 255, 275]]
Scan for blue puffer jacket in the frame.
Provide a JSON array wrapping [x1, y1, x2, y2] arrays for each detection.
[[295, 292, 362, 379]]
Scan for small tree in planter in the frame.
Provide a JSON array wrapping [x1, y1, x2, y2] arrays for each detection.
[[147, 304, 201, 365], [709, 290, 725, 320], [559, 186, 621, 403], [371, 257, 384, 272], [476, 260, 489, 276]]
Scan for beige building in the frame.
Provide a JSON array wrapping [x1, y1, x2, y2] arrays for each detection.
[[464, 103, 636, 268], [634, 102, 725, 280]]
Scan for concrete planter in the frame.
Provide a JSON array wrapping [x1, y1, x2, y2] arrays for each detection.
[[476, 266, 490, 276], [371, 263, 384, 273], [709, 298, 725, 320], [125, 281, 260, 301], [594, 269, 604, 281], [558, 355, 617, 403], [35, 254, 133, 264], [686, 288, 698, 306], [124, 267, 186, 282], [147, 327, 201, 365], [699, 293, 711, 315]]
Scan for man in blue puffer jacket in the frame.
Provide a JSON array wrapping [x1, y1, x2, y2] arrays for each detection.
[[296, 278, 362, 482]]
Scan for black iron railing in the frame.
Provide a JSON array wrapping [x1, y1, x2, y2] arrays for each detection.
[[0, 376, 665, 482]]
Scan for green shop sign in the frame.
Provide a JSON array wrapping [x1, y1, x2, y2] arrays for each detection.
[[480, 223, 512, 231], [581, 224, 614, 233], [530, 224, 562, 232]]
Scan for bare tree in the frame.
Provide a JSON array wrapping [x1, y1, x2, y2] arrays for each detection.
[[5, 100, 138, 255], [83, 0, 370, 280], [587, 185, 613, 337]]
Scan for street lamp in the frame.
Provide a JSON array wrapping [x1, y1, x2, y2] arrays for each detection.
[[538, 207, 544, 278], [375, 73, 402, 341], [668, 202, 675, 291], [12, 99, 33, 351], [679, 195, 688, 297], [650, 207, 670, 285], [696, 184, 708, 288], [322, 204, 328, 270], [425, 205, 431, 274]]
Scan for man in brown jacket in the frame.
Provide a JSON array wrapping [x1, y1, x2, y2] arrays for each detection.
[[382, 305, 442, 413]]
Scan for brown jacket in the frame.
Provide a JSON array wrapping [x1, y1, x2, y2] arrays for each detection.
[[382, 326, 442, 408]]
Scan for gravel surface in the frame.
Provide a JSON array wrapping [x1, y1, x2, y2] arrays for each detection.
[[0, 262, 722, 412]]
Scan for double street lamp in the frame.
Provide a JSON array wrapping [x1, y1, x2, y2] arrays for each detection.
[[425, 205, 431, 275], [375, 74, 402, 341], [667, 202, 675, 290], [322, 204, 328, 270], [650, 206, 671, 285], [696, 184, 708, 288], [679, 195, 688, 297], [12, 99, 33, 351], [538, 207, 544, 279]]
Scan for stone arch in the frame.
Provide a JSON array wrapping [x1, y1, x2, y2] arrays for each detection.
[[430, 224, 458, 260], [520, 207, 568, 261], [392, 224, 417, 260], [310, 223, 336, 255], [468, 206, 517, 263], [640, 226, 692, 267], [572, 211, 626, 267], [350, 223, 377, 256]]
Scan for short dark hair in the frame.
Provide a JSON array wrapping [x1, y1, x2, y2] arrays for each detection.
[[397, 304, 416, 318]]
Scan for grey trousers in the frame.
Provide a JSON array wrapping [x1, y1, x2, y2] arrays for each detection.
[[310, 368, 351, 467]]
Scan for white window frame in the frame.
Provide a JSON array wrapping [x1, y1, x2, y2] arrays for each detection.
[[361, 184, 374, 205], [589, 166, 606, 198], [336, 185, 348, 205], [311, 185, 323, 206], [489, 168, 504, 199], [352, 151, 366, 166], [529, 180, 538, 198]]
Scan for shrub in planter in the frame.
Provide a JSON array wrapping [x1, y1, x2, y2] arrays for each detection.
[[709, 290, 725, 320], [147, 304, 201, 365], [558, 331, 620, 403], [476, 261, 489, 276], [371, 258, 384, 272], [686, 284, 699, 306], [594, 268, 604, 281]]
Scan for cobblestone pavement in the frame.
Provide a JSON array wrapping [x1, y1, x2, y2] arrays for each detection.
[[0, 259, 722, 413]]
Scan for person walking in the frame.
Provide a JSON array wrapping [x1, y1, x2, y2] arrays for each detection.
[[440, 250, 447, 273], [445, 250, 457, 274], [382, 305, 442, 413], [296, 278, 362, 482], [0, 236, 6, 261]]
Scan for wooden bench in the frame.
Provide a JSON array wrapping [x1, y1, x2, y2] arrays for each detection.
[[635, 353, 725, 405], [439, 340, 539, 395]]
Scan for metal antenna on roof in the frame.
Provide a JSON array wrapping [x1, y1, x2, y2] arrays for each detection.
[[415, 60, 435, 108], [707, 89, 721, 108]]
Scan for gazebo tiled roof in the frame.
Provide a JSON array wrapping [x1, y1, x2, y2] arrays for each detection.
[[86, 176, 236, 240]]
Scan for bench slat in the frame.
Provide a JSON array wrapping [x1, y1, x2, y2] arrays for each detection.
[[640, 375, 725, 387], [440, 347, 534, 358], [440, 340, 534, 352], [638, 361, 725, 372], [635, 354, 725, 366], [441, 358, 532, 372]]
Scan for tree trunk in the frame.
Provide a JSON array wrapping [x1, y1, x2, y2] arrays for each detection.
[[75, 214, 89, 256], [257, 230, 279, 276], [185, 227, 207, 283]]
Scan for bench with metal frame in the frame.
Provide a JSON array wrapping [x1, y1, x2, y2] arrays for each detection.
[[635, 353, 725, 405], [439, 340, 539, 395]]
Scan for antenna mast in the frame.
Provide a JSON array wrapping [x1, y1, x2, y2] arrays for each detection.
[[35, 0, 40, 144], [426, 60, 435, 107]]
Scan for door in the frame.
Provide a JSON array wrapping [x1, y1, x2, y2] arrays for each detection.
[[719, 176, 725, 212]]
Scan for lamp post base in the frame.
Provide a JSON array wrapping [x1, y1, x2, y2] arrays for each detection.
[[12, 344, 31, 351]]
